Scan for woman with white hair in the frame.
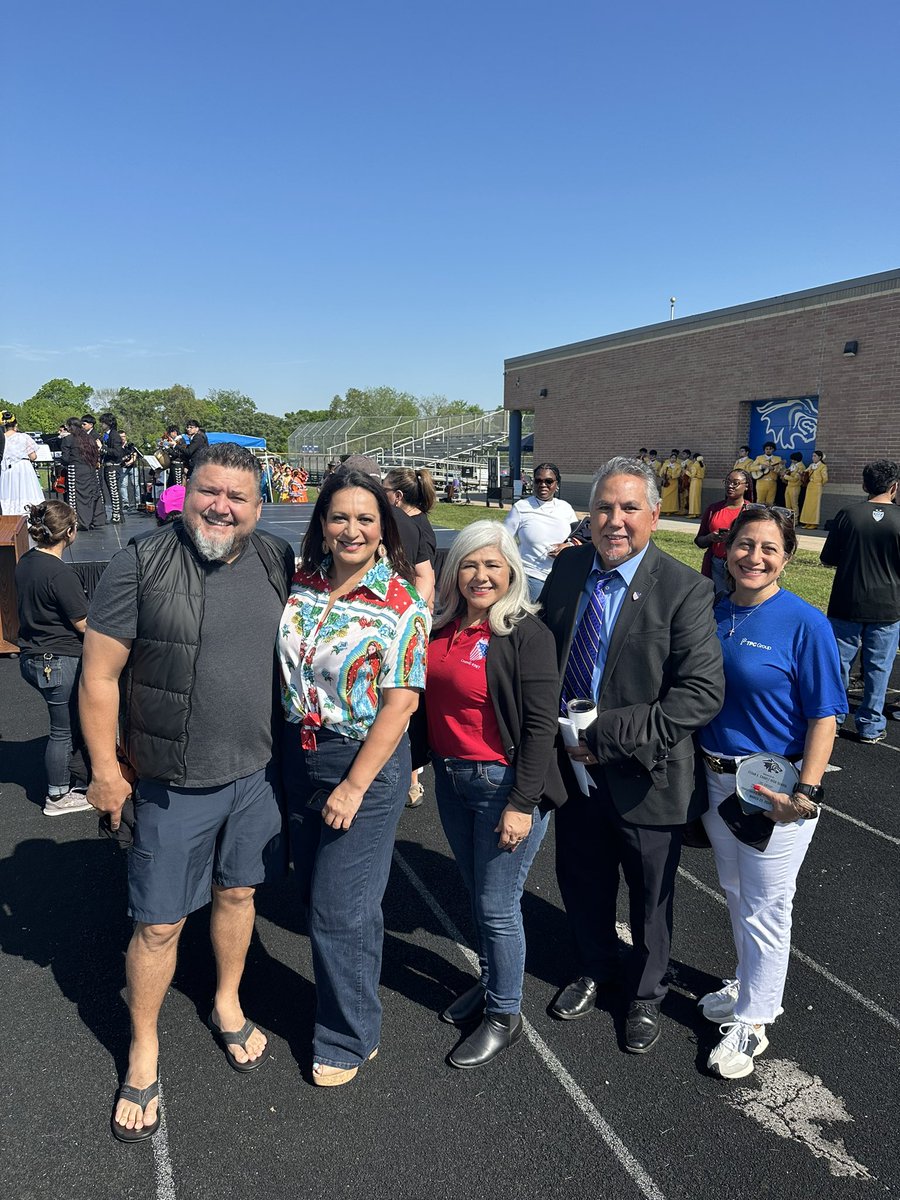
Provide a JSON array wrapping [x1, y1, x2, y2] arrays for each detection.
[[426, 520, 565, 1068]]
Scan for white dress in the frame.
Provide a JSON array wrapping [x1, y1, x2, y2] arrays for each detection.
[[0, 432, 45, 515]]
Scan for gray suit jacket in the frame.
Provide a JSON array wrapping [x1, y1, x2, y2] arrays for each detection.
[[540, 541, 724, 825]]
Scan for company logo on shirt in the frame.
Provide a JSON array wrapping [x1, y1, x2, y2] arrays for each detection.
[[873, 509, 885, 523], [739, 638, 773, 650]]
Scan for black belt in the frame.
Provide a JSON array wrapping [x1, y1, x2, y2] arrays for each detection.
[[701, 750, 802, 775]]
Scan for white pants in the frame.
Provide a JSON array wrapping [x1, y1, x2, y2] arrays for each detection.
[[702, 767, 818, 1024]]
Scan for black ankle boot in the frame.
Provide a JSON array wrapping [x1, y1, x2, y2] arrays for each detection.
[[449, 1012, 523, 1069], [439, 983, 486, 1027]]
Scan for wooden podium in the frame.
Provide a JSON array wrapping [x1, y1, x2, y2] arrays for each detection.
[[0, 515, 28, 653]]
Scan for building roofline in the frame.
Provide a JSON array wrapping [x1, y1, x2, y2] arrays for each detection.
[[504, 267, 900, 370]]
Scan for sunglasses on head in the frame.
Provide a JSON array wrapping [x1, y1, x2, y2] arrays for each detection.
[[743, 503, 795, 524]]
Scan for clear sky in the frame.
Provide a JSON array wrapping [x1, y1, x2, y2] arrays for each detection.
[[2, 0, 898, 417]]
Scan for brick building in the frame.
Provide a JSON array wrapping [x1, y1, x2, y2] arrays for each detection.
[[503, 268, 900, 518]]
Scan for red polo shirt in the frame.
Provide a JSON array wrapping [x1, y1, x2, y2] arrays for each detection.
[[427, 619, 508, 763]]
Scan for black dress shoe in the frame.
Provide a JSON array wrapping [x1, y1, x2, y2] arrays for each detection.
[[448, 1012, 523, 1069], [551, 976, 598, 1020], [439, 982, 486, 1026], [625, 1001, 661, 1054]]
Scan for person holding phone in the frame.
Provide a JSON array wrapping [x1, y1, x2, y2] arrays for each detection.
[[696, 506, 843, 1078], [278, 469, 429, 1086], [694, 469, 752, 594]]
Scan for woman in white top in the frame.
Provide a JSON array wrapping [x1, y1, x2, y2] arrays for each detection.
[[0, 413, 45, 515], [503, 463, 578, 601]]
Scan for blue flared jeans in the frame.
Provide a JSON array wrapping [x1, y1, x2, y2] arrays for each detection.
[[433, 756, 549, 1014], [282, 726, 409, 1070]]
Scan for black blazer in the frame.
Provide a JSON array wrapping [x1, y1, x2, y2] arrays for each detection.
[[419, 613, 566, 814], [540, 541, 724, 826]]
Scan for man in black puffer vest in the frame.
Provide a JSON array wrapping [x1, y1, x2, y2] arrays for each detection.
[[80, 442, 295, 1143]]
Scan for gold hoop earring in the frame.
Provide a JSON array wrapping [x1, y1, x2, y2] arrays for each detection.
[[378, 541, 388, 560], [321, 539, 329, 555]]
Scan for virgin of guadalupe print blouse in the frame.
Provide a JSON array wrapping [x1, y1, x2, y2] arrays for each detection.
[[279, 557, 430, 743]]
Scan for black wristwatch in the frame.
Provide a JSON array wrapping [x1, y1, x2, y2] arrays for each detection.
[[794, 783, 824, 802]]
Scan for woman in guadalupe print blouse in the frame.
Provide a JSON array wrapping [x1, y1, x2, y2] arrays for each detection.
[[277, 468, 430, 1087]]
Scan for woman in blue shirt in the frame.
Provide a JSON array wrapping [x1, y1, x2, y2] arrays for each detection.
[[696, 506, 844, 1079]]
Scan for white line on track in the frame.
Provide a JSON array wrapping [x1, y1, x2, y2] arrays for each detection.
[[677, 867, 900, 1034], [152, 1079, 177, 1200], [392, 847, 667, 1200], [819, 804, 900, 845]]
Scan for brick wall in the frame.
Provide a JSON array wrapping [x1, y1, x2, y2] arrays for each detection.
[[504, 286, 900, 517]]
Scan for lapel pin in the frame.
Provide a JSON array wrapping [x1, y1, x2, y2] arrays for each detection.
[[632, 591, 642, 601]]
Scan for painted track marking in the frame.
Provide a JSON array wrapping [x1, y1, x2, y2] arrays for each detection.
[[393, 847, 667, 1200], [678, 867, 900, 1034]]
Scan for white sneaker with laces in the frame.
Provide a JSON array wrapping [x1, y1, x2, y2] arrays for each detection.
[[43, 789, 93, 817], [708, 1021, 768, 1079], [697, 979, 740, 1022]]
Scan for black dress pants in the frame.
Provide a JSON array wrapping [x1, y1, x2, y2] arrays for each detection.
[[554, 771, 683, 1004]]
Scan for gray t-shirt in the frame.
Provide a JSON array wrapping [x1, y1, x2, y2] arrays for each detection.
[[88, 537, 285, 787]]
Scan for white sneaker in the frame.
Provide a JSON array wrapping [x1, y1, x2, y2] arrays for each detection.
[[708, 1021, 768, 1079], [697, 979, 739, 1022], [43, 789, 93, 817]]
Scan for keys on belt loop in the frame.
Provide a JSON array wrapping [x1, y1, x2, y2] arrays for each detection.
[[42, 653, 54, 683]]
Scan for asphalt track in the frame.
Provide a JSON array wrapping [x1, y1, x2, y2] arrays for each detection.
[[2, 516, 898, 1200]]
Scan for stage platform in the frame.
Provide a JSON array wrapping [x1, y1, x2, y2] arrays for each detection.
[[63, 502, 458, 595]]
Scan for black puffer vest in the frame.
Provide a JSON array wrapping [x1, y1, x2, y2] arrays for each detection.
[[122, 523, 293, 783]]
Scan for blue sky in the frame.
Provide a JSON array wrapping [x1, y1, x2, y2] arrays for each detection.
[[2, 0, 898, 417]]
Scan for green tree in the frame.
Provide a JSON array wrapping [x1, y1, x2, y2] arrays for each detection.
[[418, 395, 484, 419], [17, 378, 94, 431], [328, 386, 419, 421]]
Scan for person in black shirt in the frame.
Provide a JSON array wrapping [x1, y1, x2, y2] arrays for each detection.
[[820, 459, 900, 744], [119, 430, 140, 510], [182, 419, 209, 475], [16, 500, 91, 815], [99, 412, 124, 523]]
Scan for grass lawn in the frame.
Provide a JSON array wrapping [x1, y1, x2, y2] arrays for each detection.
[[430, 501, 836, 612]]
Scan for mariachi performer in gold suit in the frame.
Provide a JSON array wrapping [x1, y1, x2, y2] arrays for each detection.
[[780, 452, 805, 520], [678, 450, 692, 514], [750, 441, 783, 505], [733, 445, 754, 474], [659, 450, 682, 515], [799, 450, 828, 528], [687, 454, 706, 518]]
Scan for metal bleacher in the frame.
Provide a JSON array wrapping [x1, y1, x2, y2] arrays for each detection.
[[287, 410, 512, 490]]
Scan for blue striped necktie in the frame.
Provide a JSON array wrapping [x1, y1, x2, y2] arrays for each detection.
[[561, 570, 616, 713]]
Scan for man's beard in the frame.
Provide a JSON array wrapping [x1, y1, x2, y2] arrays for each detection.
[[184, 512, 246, 562]]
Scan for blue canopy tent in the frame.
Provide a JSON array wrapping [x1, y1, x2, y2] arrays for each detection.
[[205, 432, 267, 448]]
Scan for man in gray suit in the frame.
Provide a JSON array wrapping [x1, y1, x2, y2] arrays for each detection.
[[541, 456, 724, 1053]]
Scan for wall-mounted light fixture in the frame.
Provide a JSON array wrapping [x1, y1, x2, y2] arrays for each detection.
[[843, 340, 859, 357], [539, 388, 548, 397]]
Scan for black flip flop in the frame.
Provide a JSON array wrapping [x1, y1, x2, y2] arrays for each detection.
[[111, 1080, 160, 1143], [207, 1015, 267, 1073]]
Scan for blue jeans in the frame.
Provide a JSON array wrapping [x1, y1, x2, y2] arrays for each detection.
[[19, 653, 85, 794], [830, 617, 900, 738], [433, 756, 549, 1014], [282, 727, 410, 1070]]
